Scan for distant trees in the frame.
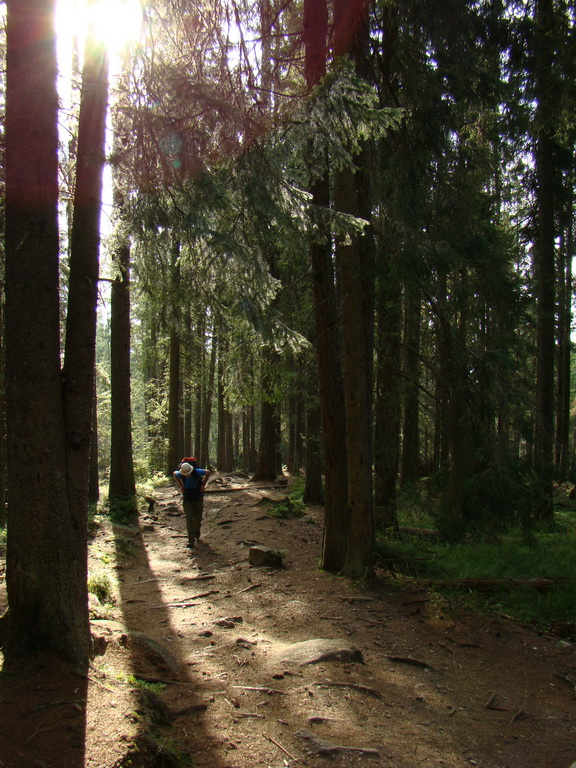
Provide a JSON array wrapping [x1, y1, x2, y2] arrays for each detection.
[[105, 0, 574, 544]]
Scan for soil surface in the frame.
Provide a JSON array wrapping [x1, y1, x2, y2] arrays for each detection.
[[1, 475, 575, 768]]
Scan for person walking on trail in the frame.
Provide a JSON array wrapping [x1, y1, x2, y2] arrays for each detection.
[[173, 458, 212, 548]]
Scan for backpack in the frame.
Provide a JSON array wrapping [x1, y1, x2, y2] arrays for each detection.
[[179, 457, 202, 501]]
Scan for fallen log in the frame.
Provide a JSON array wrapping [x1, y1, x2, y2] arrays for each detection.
[[204, 485, 284, 494], [295, 728, 380, 758], [421, 577, 572, 593], [399, 526, 442, 540], [204, 486, 252, 494]]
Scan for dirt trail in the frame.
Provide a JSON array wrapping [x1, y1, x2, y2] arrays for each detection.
[[0, 476, 575, 768]]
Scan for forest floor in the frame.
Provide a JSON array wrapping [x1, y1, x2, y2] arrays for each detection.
[[0, 474, 575, 768]]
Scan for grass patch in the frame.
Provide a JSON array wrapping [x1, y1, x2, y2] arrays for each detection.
[[396, 482, 437, 530], [121, 732, 192, 767], [137, 473, 172, 496], [267, 496, 305, 518], [265, 476, 306, 519], [376, 499, 576, 630], [126, 675, 166, 693], [108, 496, 139, 525], [88, 570, 116, 605]]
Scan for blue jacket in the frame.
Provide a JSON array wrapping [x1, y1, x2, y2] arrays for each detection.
[[176, 467, 207, 493]]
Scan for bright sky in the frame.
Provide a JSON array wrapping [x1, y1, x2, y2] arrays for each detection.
[[56, 0, 143, 65], [56, 0, 143, 241]]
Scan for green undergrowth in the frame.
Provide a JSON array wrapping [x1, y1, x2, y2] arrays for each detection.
[[87, 570, 117, 606], [375, 493, 576, 631], [137, 472, 172, 496], [123, 674, 166, 694], [88, 473, 169, 530], [266, 475, 306, 518], [120, 732, 193, 768]]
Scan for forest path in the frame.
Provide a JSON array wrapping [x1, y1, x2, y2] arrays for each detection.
[[0, 476, 575, 767]]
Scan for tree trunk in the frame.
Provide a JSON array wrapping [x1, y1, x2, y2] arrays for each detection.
[[182, 309, 193, 457], [143, 317, 164, 469], [63, 27, 109, 510], [252, 349, 280, 481], [335, 160, 374, 578], [200, 333, 216, 468], [400, 284, 421, 486], [233, 416, 240, 470], [309, 181, 349, 572], [61, 30, 109, 659], [216, 363, 234, 473], [242, 407, 251, 474], [0, 285, 6, 528], [433, 273, 450, 475], [333, 0, 374, 579], [373, 255, 402, 531], [225, 409, 234, 471], [166, 240, 182, 474], [5, 0, 67, 658], [193, 316, 205, 460], [305, 0, 348, 571], [533, 0, 556, 520], [252, 401, 279, 481], [88, 378, 100, 505], [243, 405, 257, 474], [303, 357, 324, 505], [294, 358, 306, 474], [108, 241, 136, 506], [217, 361, 226, 470], [167, 327, 181, 473], [286, 354, 306, 476], [555, 196, 572, 481], [286, 354, 297, 475]]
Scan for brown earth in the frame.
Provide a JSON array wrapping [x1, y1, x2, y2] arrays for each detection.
[[0, 474, 575, 768]]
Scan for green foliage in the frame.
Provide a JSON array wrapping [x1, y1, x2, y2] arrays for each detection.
[[375, 532, 439, 578], [126, 675, 166, 694], [376, 509, 576, 629], [133, 459, 159, 484], [287, 474, 306, 502], [87, 571, 115, 605], [426, 463, 536, 541], [137, 475, 171, 496], [265, 476, 306, 518], [435, 535, 576, 627], [396, 483, 437, 530], [108, 496, 138, 525], [294, 59, 404, 182], [438, 535, 576, 581], [120, 732, 192, 768], [266, 495, 305, 519]]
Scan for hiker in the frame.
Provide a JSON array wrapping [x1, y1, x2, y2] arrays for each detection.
[[173, 458, 212, 548]]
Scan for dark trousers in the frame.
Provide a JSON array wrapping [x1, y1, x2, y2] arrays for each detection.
[[183, 496, 203, 543]]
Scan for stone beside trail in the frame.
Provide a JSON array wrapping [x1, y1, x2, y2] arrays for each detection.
[[270, 638, 364, 666]]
